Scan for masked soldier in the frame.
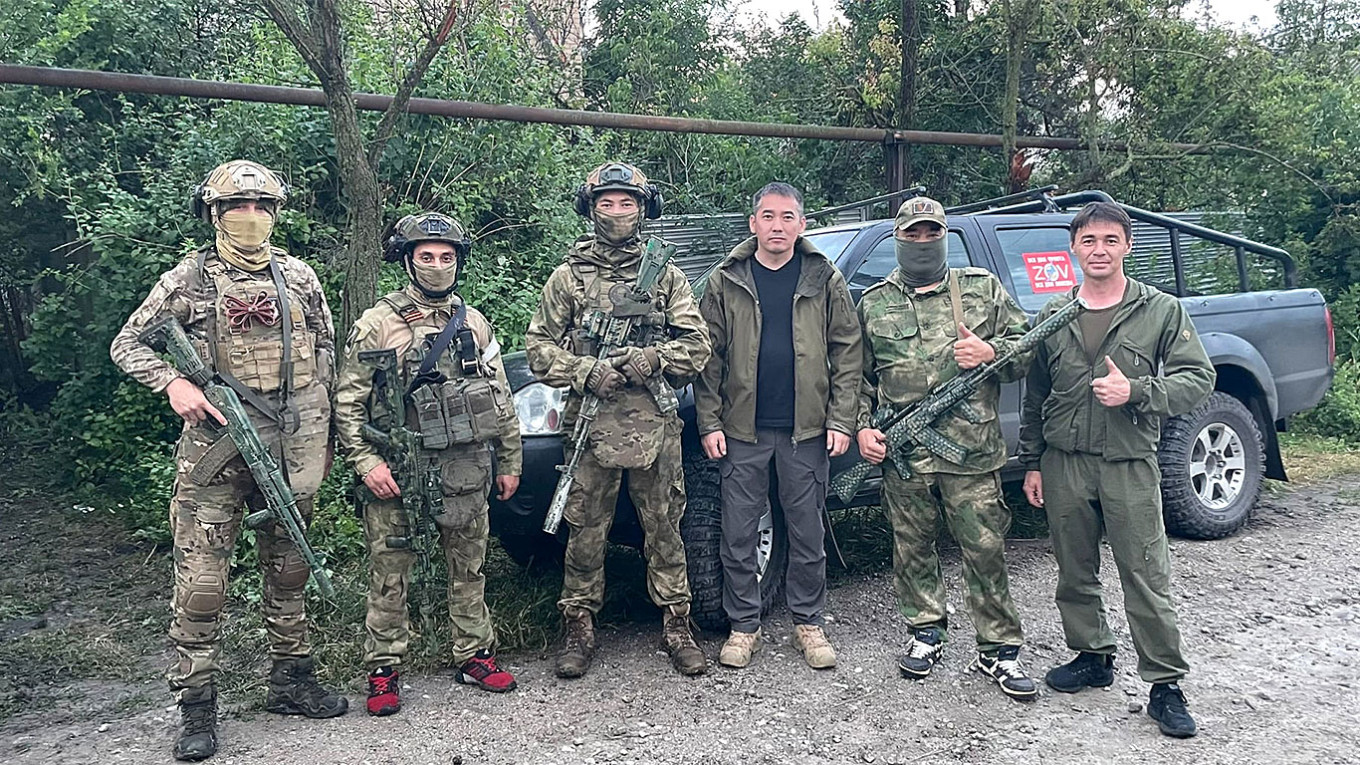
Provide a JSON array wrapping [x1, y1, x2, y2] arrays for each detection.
[[110, 160, 347, 761], [855, 196, 1039, 701], [525, 162, 711, 678], [333, 212, 523, 715]]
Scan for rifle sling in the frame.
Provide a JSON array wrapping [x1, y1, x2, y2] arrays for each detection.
[[407, 301, 468, 396], [269, 256, 300, 436]]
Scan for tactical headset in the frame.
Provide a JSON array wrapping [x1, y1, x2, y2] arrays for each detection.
[[573, 164, 664, 220]]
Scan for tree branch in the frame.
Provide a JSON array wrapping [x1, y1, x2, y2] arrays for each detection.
[[257, 0, 327, 81], [368, 1, 460, 168]]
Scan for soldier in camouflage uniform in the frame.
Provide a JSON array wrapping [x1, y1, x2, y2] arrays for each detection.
[[333, 212, 523, 714], [855, 196, 1038, 701], [110, 160, 347, 761], [524, 162, 711, 678]]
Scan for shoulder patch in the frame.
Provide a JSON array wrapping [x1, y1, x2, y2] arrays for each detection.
[[1181, 328, 1192, 342], [960, 266, 994, 278]]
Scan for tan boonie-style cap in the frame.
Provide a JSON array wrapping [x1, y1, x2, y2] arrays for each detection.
[[895, 196, 947, 230]]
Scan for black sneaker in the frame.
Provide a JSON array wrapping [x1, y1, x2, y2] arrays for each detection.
[[1148, 682, 1198, 738], [1044, 651, 1115, 693], [897, 627, 945, 679], [971, 646, 1039, 701]]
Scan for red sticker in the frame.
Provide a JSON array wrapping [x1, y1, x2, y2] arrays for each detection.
[[1022, 251, 1078, 293]]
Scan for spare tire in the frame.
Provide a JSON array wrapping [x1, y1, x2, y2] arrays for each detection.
[[680, 451, 787, 632], [1158, 391, 1265, 540]]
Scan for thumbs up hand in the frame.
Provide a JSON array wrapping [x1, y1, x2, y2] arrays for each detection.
[[952, 322, 996, 370], [1091, 355, 1132, 407]]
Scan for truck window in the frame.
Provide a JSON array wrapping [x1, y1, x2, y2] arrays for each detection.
[[849, 231, 971, 291], [993, 226, 1083, 311], [803, 229, 859, 261]]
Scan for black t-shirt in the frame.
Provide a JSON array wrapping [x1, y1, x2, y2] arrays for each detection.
[[751, 254, 801, 429]]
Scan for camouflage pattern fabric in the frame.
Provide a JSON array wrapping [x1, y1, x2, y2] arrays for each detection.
[[333, 286, 522, 668], [882, 469, 1023, 652], [558, 418, 690, 614], [361, 468, 495, 668], [524, 236, 710, 614], [109, 248, 334, 694], [857, 267, 1032, 475]]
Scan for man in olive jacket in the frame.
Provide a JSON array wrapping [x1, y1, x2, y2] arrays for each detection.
[[1019, 201, 1214, 738], [695, 182, 862, 670]]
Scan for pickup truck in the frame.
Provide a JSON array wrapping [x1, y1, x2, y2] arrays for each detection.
[[490, 189, 1336, 631]]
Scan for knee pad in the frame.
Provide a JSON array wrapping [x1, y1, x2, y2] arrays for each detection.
[[180, 572, 227, 620], [271, 551, 311, 591]]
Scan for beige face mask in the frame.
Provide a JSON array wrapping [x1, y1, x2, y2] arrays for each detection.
[[215, 208, 275, 271], [408, 259, 458, 298]]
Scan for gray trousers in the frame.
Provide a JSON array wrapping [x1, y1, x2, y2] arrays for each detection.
[[720, 429, 829, 632]]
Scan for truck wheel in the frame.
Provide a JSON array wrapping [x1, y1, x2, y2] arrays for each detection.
[[680, 452, 787, 633], [1158, 391, 1265, 540]]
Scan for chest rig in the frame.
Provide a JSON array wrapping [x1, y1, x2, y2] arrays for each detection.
[[567, 258, 668, 356], [192, 248, 316, 433], [381, 292, 499, 450]]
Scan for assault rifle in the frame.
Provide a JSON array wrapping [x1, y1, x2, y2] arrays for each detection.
[[358, 347, 441, 618], [543, 238, 679, 534], [140, 316, 335, 598], [829, 298, 1086, 503]]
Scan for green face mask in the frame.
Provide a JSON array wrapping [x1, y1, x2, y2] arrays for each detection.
[[593, 208, 641, 247], [407, 258, 458, 299], [894, 236, 948, 288], [215, 209, 275, 271]]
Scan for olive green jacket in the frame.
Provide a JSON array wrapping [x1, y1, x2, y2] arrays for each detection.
[[695, 236, 863, 443], [1018, 278, 1215, 467]]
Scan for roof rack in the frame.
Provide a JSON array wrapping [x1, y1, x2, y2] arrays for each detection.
[[944, 185, 1059, 215], [976, 189, 1297, 291]]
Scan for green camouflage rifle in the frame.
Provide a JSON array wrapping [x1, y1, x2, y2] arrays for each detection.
[[357, 347, 442, 620], [830, 297, 1086, 504], [543, 238, 680, 534], [139, 316, 335, 598]]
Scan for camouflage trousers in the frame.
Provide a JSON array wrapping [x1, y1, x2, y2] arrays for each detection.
[[362, 448, 496, 668], [882, 468, 1023, 652], [559, 418, 691, 615], [166, 384, 330, 694]]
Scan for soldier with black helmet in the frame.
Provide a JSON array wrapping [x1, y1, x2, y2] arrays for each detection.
[[110, 160, 347, 761], [333, 212, 524, 714], [525, 162, 712, 678]]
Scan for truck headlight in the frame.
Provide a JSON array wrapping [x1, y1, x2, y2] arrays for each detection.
[[515, 382, 565, 435]]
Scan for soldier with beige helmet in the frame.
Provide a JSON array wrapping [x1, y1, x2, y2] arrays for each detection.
[[333, 212, 523, 715], [110, 160, 347, 762], [525, 162, 712, 678]]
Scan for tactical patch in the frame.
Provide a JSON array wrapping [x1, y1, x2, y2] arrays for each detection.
[[911, 198, 935, 215], [1181, 329, 1191, 341], [399, 305, 424, 324]]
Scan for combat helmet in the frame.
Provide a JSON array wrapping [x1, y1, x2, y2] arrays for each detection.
[[191, 160, 289, 221], [573, 162, 664, 219]]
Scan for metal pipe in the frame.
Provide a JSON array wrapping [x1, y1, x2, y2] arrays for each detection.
[[0, 65, 1217, 153]]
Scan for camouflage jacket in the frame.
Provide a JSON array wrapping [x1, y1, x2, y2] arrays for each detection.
[[1018, 278, 1214, 468], [523, 236, 709, 463], [333, 286, 522, 478], [695, 236, 863, 444], [110, 247, 335, 430], [857, 267, 1031, 475]]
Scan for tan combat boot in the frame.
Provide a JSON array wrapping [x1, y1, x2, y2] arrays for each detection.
[[718, 628, 762, 668], [794, 624, 837, 669], [662, 604, 708, 676], [555, 607, 596, 679]]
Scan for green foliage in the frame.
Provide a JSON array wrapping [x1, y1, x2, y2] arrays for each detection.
[[1295, 360, 1360, 444]]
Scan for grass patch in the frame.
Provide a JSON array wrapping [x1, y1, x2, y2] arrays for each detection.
[[1273, 432, 1360, 489]]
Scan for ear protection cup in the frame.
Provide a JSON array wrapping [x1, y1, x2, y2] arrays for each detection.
[[573, 184, 593, 217], [644, 184, 664, 219], [191, 185, 208, 221]]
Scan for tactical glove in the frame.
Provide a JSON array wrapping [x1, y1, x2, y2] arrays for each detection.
[[607, 346, 661, 386], [585, 358, 626, 399]]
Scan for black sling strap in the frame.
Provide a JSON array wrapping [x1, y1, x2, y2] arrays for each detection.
[[406, 301, 468, 396], [269, 255, 300, 435]]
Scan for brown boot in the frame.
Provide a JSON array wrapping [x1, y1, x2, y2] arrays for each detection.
[[662, 604, 708, 676], [555, 607, 596, 679]]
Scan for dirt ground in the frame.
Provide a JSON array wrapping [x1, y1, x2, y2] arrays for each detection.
[[3, 477, 1358, 765]]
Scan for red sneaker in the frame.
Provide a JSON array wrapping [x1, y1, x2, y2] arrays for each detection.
[[455, 650, 517, 693], [366, 667, 401, 716]]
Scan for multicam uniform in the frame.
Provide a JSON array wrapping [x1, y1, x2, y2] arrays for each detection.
[[110, 244, 334, 690], [525, 237, 710, 615], [334, 286, 521, 669], [858, 266, 1032, 651]]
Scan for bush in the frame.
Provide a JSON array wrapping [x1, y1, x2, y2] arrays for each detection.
[[1294, 360, 1360, 444]]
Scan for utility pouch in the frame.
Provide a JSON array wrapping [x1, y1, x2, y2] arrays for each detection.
[[410, 384, 450, 450], [439, 377, 499, 445]]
